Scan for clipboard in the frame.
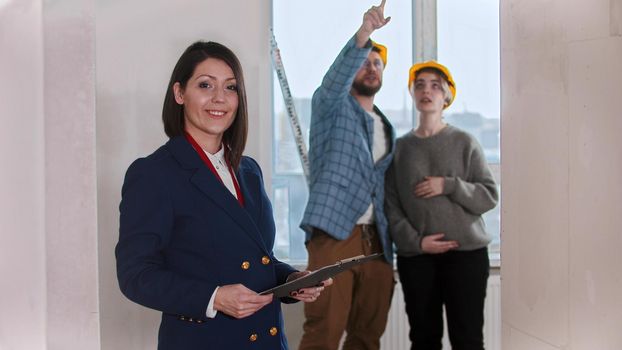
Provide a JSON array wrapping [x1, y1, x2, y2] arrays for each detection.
[[259, 253, 383, 298]]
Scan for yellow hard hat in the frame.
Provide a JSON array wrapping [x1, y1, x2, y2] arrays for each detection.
[[408, 61, 456, 108], [371, 40, 387, 67]]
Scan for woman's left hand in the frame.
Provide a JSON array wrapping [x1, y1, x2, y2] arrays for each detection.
[[286, 271, 333, 303], [413, 176, 445, 198]]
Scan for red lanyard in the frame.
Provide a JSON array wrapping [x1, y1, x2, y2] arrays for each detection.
[[185, 132, 245, 206]]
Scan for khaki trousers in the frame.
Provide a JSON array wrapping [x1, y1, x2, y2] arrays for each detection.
[[298, 225, 394, 350]]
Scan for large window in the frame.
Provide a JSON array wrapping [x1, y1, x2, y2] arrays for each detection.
[[271, 0, 500, 264], [437, 0, 501, 261]]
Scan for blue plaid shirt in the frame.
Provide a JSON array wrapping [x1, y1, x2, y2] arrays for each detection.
[[300, 37, 396, 263]]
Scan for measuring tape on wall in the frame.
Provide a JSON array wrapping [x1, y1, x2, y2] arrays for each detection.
[[270, 30, 310, 182]]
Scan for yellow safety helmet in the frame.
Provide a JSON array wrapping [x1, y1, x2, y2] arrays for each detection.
[[408, 60, 456, 108], [371, 40, 387, 67]]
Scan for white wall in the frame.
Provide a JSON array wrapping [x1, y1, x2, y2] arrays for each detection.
[[0, 0, 100, 349], [0, 1, 46, 348], [501, 0, 622, 349], [95, 1, 273, 348], [44, 0, 100, 348]]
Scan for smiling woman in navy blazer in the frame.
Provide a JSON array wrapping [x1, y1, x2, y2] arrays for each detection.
[[116, 41, 331, 349]]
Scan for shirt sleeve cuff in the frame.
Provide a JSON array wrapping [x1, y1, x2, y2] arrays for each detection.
[[205, 286, 219, 318]]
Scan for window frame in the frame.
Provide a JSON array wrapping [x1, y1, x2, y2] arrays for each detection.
[[269, 0, 501, 266]]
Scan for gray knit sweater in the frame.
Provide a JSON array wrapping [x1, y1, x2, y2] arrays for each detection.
[[385, 125, 499, 256]]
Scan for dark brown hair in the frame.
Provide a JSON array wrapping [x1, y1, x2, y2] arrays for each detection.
[[162, 41, 248, 170]]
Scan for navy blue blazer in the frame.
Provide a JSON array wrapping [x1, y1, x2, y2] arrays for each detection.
[[116, 136, 297, 349]]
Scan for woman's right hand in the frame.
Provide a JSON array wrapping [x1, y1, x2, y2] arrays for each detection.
[[421, 233, 459, 254], [214, 284, 273, 319]]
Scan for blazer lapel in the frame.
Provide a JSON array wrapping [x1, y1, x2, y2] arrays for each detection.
[[166, 137, 268, 252], [236, 168, 264, 239]]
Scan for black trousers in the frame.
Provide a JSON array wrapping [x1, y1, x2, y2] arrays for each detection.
[[397, 247, 489, 350]]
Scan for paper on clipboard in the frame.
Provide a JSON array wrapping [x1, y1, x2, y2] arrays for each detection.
[[259, 253, 383, 298]]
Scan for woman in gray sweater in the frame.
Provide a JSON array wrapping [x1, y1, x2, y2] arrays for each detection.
[[385, 61, 498, 350]]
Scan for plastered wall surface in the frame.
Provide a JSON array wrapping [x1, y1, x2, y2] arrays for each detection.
[[567, 36, 622, 349], [43, 0, 100, 348], [0, 1, 46, 348], [0, 0, 100, 349], [501, 0, 622, 349]]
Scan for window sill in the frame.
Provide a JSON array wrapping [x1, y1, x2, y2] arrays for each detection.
[[288, 254, 501, 272]]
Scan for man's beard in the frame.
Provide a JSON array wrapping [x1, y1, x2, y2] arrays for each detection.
[[352, 79, 382, 97]]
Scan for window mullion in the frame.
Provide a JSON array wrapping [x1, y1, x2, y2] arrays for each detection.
[[412, 0, 438, 126], [413, 0, 438, 62]]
